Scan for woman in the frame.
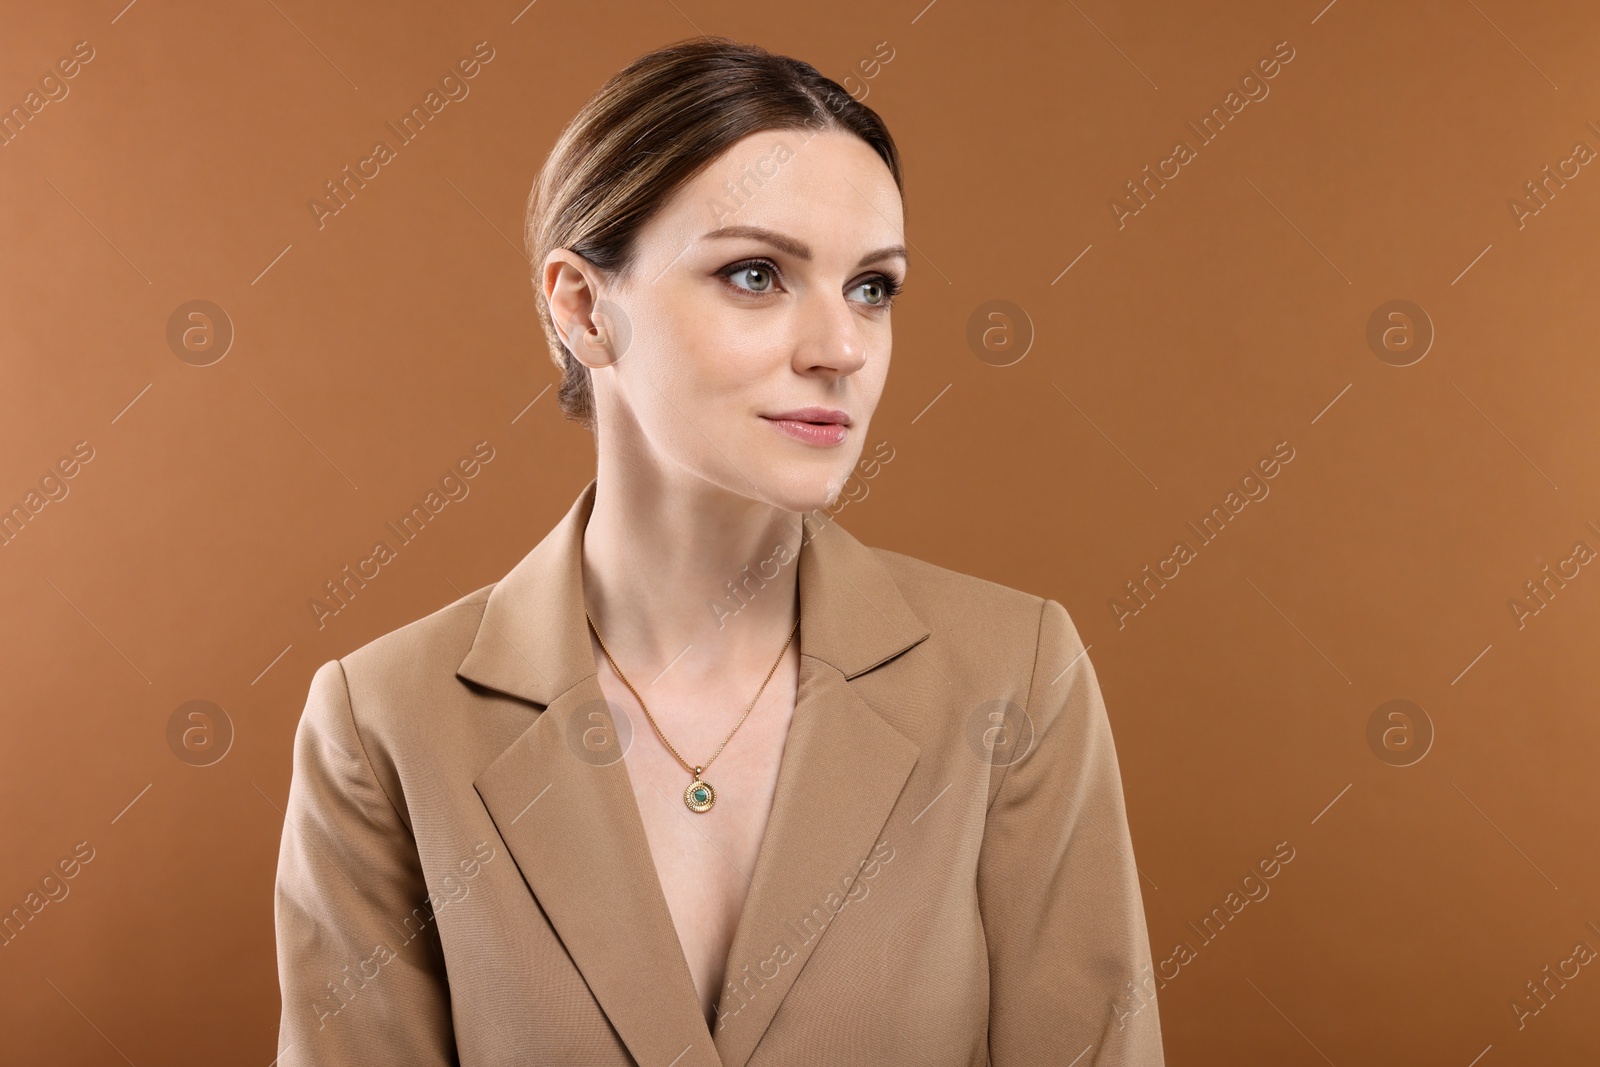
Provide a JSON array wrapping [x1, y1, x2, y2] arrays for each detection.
[[274, 36, 1164, 1066]]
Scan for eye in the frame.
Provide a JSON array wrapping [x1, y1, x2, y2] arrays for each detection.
[[720, 259, 779, 296], [853, 274, 904, 309], [717, 259, 905, 310]]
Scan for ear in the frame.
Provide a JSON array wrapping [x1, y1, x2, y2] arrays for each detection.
[[542, 248, 619, 368]]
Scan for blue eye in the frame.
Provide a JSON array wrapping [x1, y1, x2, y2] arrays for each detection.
[[854, 275, 904, 308], [718, 258, 904, 309], [722, 260, 777, 294]]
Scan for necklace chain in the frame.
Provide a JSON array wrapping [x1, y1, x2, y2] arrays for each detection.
[[585, 609, 800, 783]]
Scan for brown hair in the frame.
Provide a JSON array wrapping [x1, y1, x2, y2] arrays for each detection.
[[524, 36, 904, 431]]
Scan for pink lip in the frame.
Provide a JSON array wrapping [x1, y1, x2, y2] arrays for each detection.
[[763, 407, 852, 425], [760, 409, 851, 447]]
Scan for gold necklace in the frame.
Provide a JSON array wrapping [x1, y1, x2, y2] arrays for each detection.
[[585, 609, 800, 813]]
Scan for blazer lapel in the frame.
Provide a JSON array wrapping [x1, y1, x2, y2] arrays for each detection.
[[708, 656, 919, 1067], [458, 478, 931, 1067], [474, 671, 719, 1063], [464, 480, 717, 1064]]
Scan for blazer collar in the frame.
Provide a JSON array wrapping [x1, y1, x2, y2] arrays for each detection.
[[459, 478, 931, 1067], [457, 477, 930, 701]]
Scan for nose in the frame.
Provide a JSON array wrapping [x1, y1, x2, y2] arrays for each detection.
[[793, 289, 870, 378]]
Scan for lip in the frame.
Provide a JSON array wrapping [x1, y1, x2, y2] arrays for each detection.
[[760, 409, 851, 447], [761, 407, 852, 426]]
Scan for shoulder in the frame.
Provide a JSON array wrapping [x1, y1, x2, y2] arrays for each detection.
[[864, 545, 1079, 688], [847, 546, 1098, 807], [869, 544, 1050, 630], [293, 582, 509, 807], [303, 582, 499, 776], [337, 582, 494, 699]]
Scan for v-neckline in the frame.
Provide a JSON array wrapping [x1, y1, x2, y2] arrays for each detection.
[[463, 479, 933, 1067], [599, 635, 803, 1039]]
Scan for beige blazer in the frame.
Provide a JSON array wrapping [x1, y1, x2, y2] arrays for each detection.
[[274, 478, 1165, 1066]]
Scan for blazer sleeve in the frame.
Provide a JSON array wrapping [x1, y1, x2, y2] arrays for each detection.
[[274, 658, 457, 1066], [977, 598, 1165, 1065]]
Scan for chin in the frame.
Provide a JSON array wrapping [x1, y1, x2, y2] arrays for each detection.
[[752, 464, 859, 517]]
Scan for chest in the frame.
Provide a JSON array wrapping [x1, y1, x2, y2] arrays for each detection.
[[596, 655, 800, 1023]]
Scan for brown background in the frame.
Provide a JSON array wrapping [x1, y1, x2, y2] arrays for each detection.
[[3, 0, 1599, 1062]]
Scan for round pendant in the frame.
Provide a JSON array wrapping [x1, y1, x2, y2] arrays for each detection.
[[685, 778, 715, 813]]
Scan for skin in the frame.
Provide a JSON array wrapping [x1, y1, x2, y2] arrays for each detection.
[[540, 127, 907, 1029]]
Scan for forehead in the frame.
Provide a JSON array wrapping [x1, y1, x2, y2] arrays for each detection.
[[645, 128, 904, 262]]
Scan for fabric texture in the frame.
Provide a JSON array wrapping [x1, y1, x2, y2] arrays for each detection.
[[273, 477, 1165, 1066]]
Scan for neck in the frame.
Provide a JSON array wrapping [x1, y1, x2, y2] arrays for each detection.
[[580, 461, 803, 688]]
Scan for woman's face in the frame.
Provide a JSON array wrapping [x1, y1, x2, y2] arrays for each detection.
[[548, 128, 906, 515]]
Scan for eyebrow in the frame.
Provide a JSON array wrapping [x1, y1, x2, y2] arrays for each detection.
[[701, 225, 907, 270]]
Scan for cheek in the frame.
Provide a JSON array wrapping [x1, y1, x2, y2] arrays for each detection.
[[862, 340, 892, 401], [624, 306, 759, 433], [667, 311, 787, 396], [638, 287, 736, 374]]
